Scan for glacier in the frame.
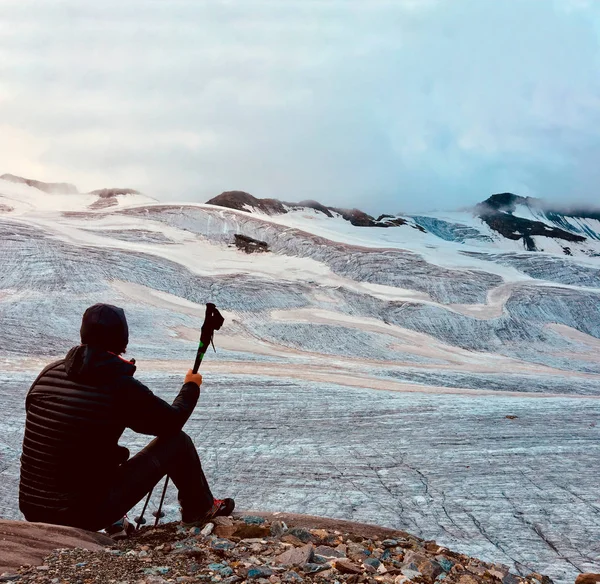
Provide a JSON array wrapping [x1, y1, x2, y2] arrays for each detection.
[[0, 177, 599, 582]]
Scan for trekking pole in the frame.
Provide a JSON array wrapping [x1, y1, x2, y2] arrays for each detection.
[[144, 303, 225, 529], [135, 485, 154, 529]]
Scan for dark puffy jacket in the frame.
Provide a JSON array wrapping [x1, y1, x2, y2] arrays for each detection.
[[19, 345, 199, 525]]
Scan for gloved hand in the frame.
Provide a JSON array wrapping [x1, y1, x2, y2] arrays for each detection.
[[184, 369, 203, 387]]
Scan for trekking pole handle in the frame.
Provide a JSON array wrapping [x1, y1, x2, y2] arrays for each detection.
[[192, 303, 224, 374]]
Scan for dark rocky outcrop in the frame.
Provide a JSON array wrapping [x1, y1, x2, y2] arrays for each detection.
[[234, 234, 270, 253], [476, 193, 586, 250], [89, 188, 140, 198], [0, 173, 78, 195], [88, 188, 141, 210], [206, 191, 411, 229], [297, 199, 335, 217], [89, 197, 119, 210], [207, 191, 287, 215]]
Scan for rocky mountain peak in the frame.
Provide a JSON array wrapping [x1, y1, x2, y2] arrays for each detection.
[[479, 193, 530, 214], [0, 173, 78, 195], [206, 191, 287, 215], [206, 191, 412, 229], [89, 188, 140, 198]]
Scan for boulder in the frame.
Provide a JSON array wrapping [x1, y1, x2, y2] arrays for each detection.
[[234, 234, 270, 254], [0, 519, 112, 573]]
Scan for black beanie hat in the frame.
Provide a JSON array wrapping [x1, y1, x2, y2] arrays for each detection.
[[80, 303, 129, 354]]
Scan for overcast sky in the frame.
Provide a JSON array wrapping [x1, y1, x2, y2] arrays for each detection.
[[1, 0, 600, 213]]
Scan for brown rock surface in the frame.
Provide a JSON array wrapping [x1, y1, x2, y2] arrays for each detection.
[[0, 519, 112, 573], [274, 542, 314, 566], [576, 575, 600, 584]]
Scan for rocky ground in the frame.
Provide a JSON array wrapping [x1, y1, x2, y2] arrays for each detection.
[[2, 515, 555, 584]]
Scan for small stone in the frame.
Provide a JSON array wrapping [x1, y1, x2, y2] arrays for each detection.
[[248, 567, 274, 579], [214, 523, 238, 538], [457, 575, 479, 584], [142, 577, 169, 584], [487, 565, 510, 580], [381, 540, 398, 548], [243, 515, 266, 525], [233, 524, 271, 539], [0, 575, 20, 582], [201, 523, 215, 536], [188, 526, 202, 536], [401, 568, 421, 580], [380, 549, 392, 561], [315, 545, 345, 558], [334, 559, 363, 575], [365, 558, 381, 569], [211, 538, 236, 551], [348, 543, 371, 561], [282, 571, 303, 582], [302, 563, 330, 574], [280, 534, 305, 546], [208, 564, 234, 577], [310, 529, 330, 541], [436, 557, 454, 573], [530, 574, 553, 584], [403, 551, 443, 580], [214, 516, 235, 526], [271, 521, 288, 537], [287, 528, 314, 543], [35, 566, 50, 572], [138, 550, 149, 558], [275, 543, 314, 566], [468, 565, 487, 577]]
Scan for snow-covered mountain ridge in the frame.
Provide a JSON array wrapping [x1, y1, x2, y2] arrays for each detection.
[[207, 189, 600, 258], [1, 174, 599, 581], [208, 190, 600, 258]]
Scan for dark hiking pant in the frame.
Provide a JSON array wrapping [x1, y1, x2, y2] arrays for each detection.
[[84, 431, 214, 531]]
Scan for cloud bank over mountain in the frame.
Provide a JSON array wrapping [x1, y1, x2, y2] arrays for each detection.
[[1, 0, 599, 212]]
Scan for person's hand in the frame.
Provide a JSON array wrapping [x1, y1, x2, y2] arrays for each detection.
[[184, 369, 203, 387]]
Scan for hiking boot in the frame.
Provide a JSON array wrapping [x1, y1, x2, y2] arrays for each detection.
[[213, 497, 235, 518], [104, 516, 135, 540], [182, 497, 235, 526]]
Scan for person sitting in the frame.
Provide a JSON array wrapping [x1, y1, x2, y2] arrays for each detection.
[[19, 303, 234, 533]]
